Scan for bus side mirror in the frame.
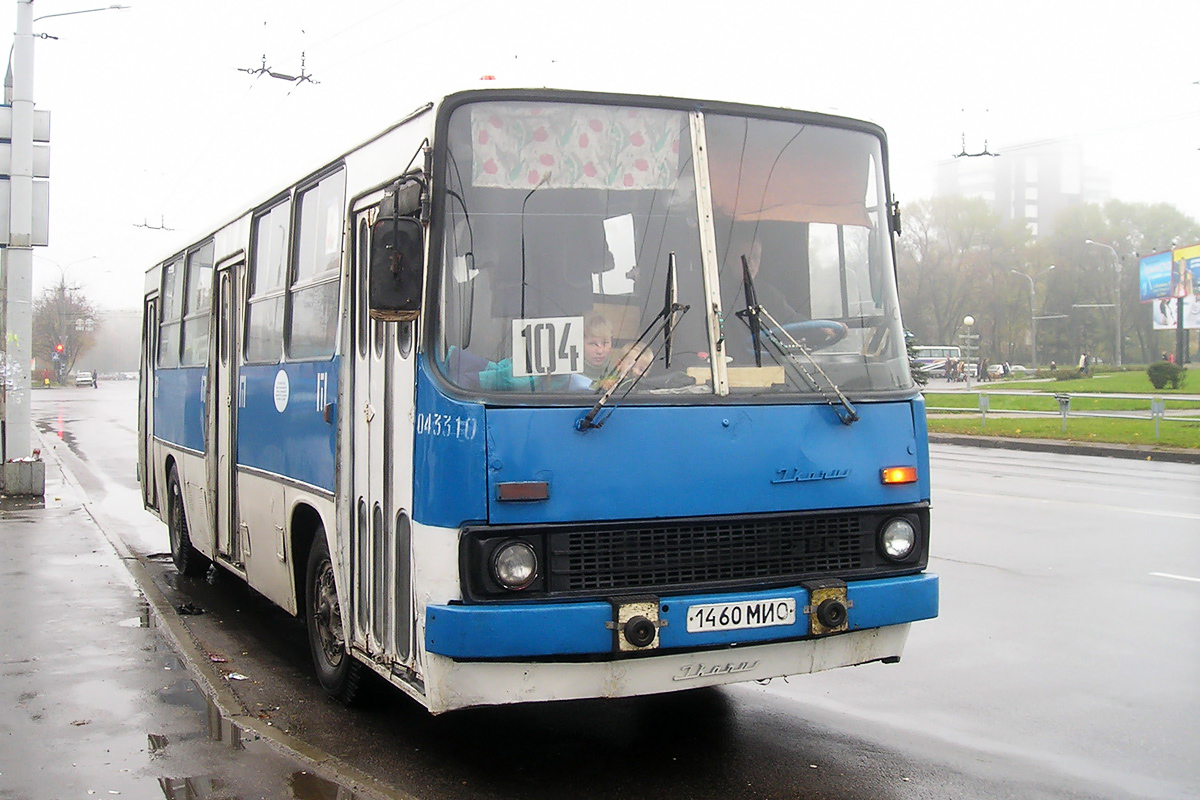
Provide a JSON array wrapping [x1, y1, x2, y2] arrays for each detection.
[[370, 216, 424, 321]]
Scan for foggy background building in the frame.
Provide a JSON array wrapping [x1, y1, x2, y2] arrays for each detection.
[[934, 138, 1112, 239]]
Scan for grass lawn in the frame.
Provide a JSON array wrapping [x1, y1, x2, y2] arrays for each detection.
[[922, 367, 1200, 449], [923, 392, 1200, 412], [992, 370, 1192, 394]]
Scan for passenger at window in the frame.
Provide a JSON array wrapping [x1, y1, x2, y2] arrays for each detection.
[[581, 312, 617, 388], [595, 341, 654, 392]]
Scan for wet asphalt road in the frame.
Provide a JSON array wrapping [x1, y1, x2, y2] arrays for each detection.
[[12, 382, 1200, 800]]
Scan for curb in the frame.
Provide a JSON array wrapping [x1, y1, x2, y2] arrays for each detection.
[[928, 432, 1200, 464], [128, 552, 406, 800], [36, 430, 416, 800]]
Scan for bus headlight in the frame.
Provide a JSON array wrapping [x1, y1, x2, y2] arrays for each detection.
[[879, 518, 917, 561], [492, 540, 538, 590]]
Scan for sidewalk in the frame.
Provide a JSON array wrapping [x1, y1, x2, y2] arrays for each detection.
[[0, 440, 373, 799]]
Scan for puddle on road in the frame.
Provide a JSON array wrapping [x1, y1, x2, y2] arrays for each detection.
[[157, 770, 360, 800], [118, 601, 154, 629], [150, 674, 368, 798], [34, 416, 87, 461], [288, 770, 366, 799], [205, 694, 249, 752]]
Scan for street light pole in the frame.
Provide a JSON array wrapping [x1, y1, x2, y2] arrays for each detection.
[[961, 315, 976, 389], [2, 3, 129, 464], [1009, 264, 1055, 368], [1085, 240, 1122, 367]]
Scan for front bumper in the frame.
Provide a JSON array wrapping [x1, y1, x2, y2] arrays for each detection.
[[426, 573, 938, 659]]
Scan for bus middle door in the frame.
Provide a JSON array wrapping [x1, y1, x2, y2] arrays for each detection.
[[209, 259, 242, 565]]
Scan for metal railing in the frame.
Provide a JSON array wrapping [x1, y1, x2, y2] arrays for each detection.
[[925, 390, 1198, 440]]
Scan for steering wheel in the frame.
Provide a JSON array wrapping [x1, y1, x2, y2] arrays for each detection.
[[735, 318, 850, 361], [779, 320, 849, 350]]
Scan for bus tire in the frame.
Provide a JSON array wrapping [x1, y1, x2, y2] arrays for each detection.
[[306, 534, 363, 705], [167, 467, 210, 577]]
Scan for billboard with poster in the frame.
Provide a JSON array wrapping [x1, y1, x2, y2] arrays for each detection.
[[1149, 243, 1200, 330], [1139, 251, 1176, 302], [1176, 243, 1200, 299], [1151, 295, 1200, 330]]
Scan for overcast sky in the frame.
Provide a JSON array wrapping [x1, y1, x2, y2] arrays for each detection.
[[10, 0, 1199, 310]]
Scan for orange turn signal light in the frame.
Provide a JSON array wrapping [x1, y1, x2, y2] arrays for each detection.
[[881, 466, 918, 485]]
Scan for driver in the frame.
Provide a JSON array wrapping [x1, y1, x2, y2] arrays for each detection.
[[724, 239, 802, 325]]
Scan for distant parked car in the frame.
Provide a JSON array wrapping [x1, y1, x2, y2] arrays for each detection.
[[75, 371, 97, 388]]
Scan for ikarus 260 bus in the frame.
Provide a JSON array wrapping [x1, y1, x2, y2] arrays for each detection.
[[139, 86, 938, 713]]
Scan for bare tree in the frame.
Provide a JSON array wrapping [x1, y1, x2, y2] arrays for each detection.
[[1048, 201, 1200, 364], [896, 196, 1031, 358], [32, 279, 99, 382]]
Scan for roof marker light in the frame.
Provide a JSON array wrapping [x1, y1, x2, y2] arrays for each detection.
[[881, 466, 918, 485]]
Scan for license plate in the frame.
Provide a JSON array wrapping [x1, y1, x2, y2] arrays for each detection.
[[686, 597, 796, 633]]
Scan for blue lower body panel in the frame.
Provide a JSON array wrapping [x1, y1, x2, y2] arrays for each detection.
[[426, 573, 938, 659]]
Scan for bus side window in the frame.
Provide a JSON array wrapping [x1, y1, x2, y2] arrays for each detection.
[[245, 200, 291, 364], [287, 169, 345, 360], [158, 256, 185, 368], [180, 241, 214, 367]]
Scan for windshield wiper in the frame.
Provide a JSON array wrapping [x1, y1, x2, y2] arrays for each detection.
[[734, 261, 858, 425], [577, 261, 689, 431], [734, 253, 763, 367], [663, 252, 678, 369]]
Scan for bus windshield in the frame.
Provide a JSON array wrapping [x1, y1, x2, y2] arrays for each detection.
[[435, 99, 912, 400]]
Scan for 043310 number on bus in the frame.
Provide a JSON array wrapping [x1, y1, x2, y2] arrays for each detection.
[[685, 598, 797, 633]]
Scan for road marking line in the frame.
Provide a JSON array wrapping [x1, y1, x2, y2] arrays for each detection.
[[1150, 572, 1200, 584], [938, 488, 1200, 520]]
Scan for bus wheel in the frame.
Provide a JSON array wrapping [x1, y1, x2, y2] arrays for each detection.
[[306, 534, 362, 704], [167, 468, 210, 577]]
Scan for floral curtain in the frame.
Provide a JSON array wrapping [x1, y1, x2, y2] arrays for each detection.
[[471, 103, 683, 191]]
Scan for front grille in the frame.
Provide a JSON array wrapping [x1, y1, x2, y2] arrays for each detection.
[[551, 515, 863, 592], [462, 505, 927, 601]]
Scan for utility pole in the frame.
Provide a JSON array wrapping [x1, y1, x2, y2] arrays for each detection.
[[1009, 265, 1055, 368], [2, 3, 121, 487], [2, 0, 38, 466]]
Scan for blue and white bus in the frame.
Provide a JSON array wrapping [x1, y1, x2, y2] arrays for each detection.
[[139, 86, 938, 714], [911, 345, 962, 377]]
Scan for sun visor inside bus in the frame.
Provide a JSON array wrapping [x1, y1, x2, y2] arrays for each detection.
[[706, 123, 873, 228]]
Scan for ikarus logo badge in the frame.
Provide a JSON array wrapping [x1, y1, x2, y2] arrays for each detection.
[[771, 467, 850, 484]]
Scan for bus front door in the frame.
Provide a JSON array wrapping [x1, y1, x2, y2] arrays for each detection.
[[351, 205, 416, 668]]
